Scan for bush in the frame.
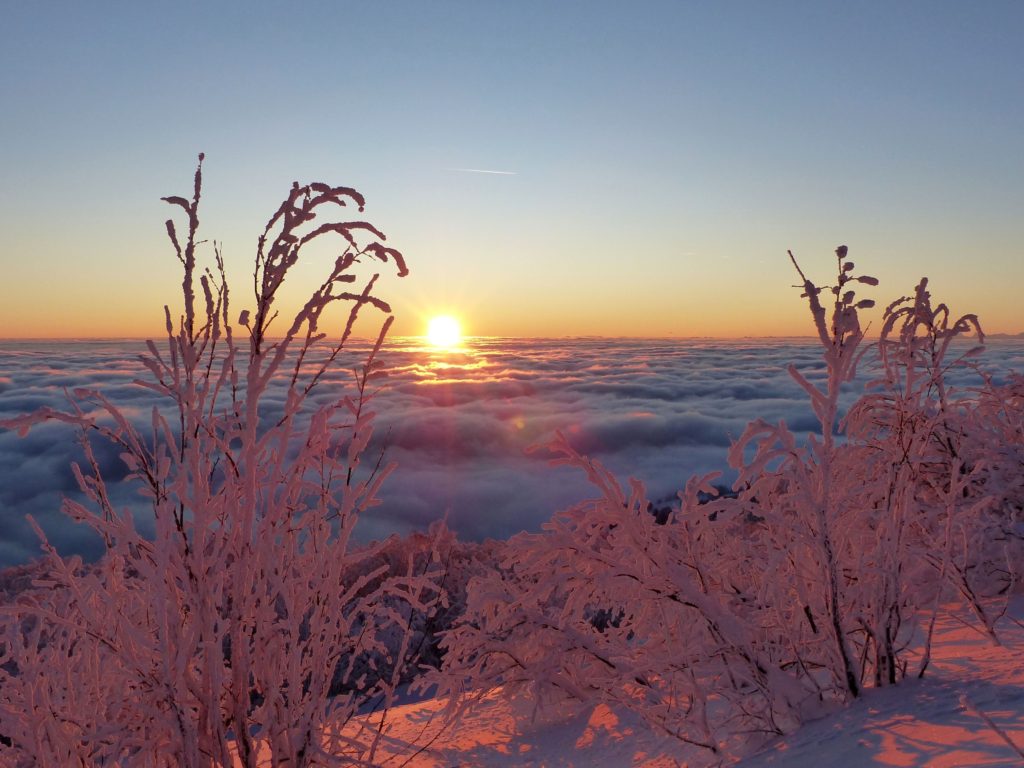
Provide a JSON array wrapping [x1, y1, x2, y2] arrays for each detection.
[[434, 246, 1023, 759], [0, 156, 444, 767]]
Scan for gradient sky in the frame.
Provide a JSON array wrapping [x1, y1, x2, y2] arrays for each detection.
[[1, 1, 1021, 339]]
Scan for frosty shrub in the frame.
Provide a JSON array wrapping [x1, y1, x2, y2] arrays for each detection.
[[436, 246, 1023, 758], [327, 527, 505, 699], [0, 156, 446, 766]]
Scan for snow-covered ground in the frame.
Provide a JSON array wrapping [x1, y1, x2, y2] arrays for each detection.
[[356, 601, 1024, 767]]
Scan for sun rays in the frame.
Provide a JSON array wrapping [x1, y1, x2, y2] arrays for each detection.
[[426, 315, 463, 349]]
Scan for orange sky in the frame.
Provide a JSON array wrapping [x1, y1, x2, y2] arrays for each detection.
[[2, 4, 1022, 340]]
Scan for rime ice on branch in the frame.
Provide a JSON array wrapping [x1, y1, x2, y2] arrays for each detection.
[[0, 155, 446, 767], [435, 245, 1021, 761]]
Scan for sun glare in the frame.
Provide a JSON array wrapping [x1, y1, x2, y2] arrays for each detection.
[[426, 315, 463, 348]]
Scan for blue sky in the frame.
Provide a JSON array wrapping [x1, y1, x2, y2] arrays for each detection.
[[1, 1, 1022, 337]]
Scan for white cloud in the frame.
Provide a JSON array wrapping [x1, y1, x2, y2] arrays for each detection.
[[1, 338, 1019, 566]]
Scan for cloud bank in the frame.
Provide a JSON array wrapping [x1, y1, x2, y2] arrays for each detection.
[[1, 337, 1020, 566]]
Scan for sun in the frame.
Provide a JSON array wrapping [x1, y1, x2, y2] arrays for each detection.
[[426, 315, 463, 348]]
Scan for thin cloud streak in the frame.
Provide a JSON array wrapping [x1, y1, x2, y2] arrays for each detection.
[[447, 167, 518, 175]]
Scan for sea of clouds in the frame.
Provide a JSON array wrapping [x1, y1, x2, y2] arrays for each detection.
[[1, 337, 1021, 567]]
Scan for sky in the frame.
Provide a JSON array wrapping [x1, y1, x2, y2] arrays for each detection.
[[1, 1, 1022, 339]]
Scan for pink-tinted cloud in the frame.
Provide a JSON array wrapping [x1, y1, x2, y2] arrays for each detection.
[[1, 337, 1021, 565]]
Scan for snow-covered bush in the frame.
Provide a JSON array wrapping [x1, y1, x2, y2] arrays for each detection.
[[436, 246, 1023, 758], [0, 156, 444, 766], [841, 275, 1003, 660], [963, 369, 1024, 596], [330, 526, 505, 697], [432, 438, 816, 755]]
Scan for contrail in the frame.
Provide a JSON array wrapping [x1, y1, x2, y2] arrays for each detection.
[[447, 167, 518, 175]]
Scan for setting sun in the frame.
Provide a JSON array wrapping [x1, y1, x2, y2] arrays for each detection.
[[426, 315, 463, 348]]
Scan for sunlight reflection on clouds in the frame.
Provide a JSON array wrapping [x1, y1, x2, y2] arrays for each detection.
[[1, 337, 1021, 566]]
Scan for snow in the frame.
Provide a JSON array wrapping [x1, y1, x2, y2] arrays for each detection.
[[345, 688, 694, 766], [357, 601, 1024, 767], [741, 604, 1024, 768]]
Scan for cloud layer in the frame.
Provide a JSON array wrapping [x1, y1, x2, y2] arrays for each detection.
[[1, 337, 1021, 566]]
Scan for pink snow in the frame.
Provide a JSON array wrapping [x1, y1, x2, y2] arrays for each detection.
[[348, 600, 1024, 767]]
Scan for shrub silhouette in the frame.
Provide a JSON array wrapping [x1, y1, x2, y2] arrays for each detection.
[[435, 246, 1022, 759], [0, 156, 442, 767]]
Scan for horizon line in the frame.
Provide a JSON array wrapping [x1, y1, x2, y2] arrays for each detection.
[[3, 332, 1022, 343]]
